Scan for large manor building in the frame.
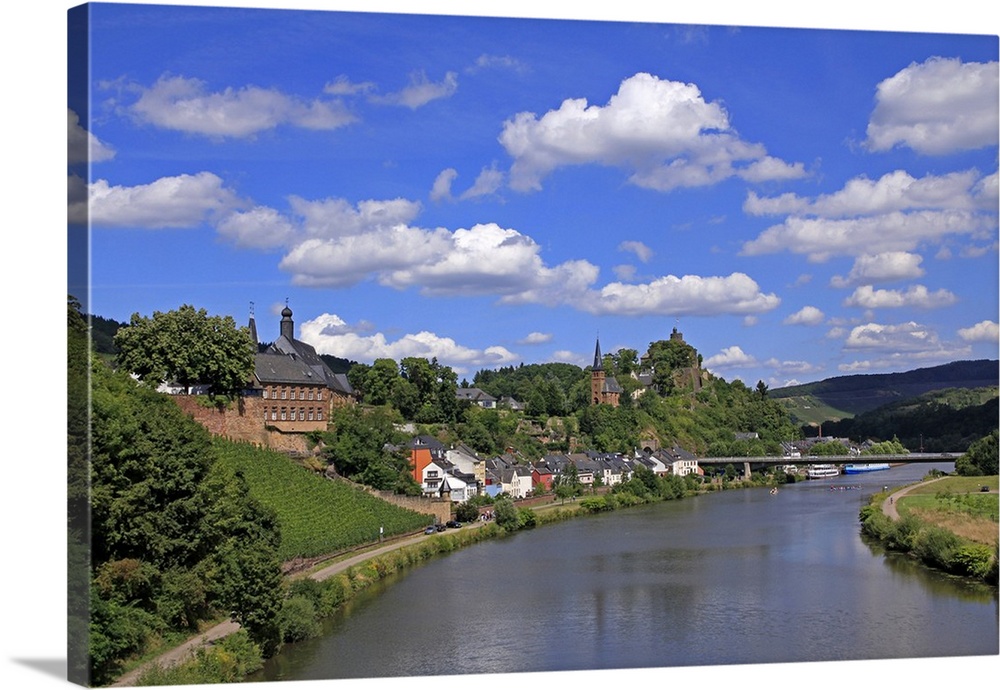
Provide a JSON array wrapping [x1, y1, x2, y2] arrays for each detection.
[[249, 305, 356, 432]]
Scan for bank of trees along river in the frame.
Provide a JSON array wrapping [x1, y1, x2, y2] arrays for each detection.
[[860, 431, 999, 584]]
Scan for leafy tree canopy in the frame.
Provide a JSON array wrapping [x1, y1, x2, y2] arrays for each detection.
[[955, 430, 999, 476], [114, 304, 255, 397]]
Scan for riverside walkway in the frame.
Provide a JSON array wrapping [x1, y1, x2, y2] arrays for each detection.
[[111, 524, 488, 686]]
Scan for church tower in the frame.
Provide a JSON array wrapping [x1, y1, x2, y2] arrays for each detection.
[[591, 338, 606, 406], [279, 303, 294, 341], [590, 338, 621, 407]]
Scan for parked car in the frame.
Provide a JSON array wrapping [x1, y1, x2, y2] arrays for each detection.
[[424, 526, 437, 535], [445, 520, 462, 529], [435, 524, 446, 532]]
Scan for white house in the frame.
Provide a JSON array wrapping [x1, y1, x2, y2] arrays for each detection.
[[456, 388, 498, 408], [653, 446, 702, 477], [421, 458, 478, 503], [498, 466, 533, 498]]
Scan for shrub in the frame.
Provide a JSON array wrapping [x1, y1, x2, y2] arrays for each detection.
[[137, 630, 262, 686], [278, 595, 321, 643], [911, 525, 962, 570], [950, 544, 995, 579], [516, 507, 537, 529], [455, 501, 480, 523], [579, 497, 611, 513]]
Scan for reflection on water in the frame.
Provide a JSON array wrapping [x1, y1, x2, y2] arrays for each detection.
[[863, 536, 998, 604], [254, 463, 997, 682]]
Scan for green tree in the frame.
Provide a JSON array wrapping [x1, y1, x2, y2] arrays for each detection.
[[811, 440, 849, 455], [89, 364, 215, 569], [493, 496, 519, 531], [364, 358, 400, 406], [321, 405, 408, 489], [956, 430, 999, 476], [646, 337, 698, 391], [114, 304, 255, 397], [203, 467, 284, 656]]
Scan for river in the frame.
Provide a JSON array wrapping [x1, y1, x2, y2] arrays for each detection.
[[253, 462, 997, 685]]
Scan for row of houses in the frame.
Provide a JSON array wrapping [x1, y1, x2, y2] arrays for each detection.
[[400, 435, 702, 503]]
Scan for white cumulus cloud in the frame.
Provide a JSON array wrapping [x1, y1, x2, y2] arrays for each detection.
[[500, 72, 805, 192], [128, 74, 357, 138], [703, 345, 758, 371], [298, 313, 518, 372], [866, 57, 999, 155], [741, 210, 995, 262], [79, 172, 244, 228], [518, 332, 553, 345], [216, 206, 297, 249], [742, 169, 998, 262], [783, 306, 825, 326], [745, 170, 988, 218], [958, 320, 1000, 342], [581, 273, 780, 317], [830, 251, 926, 288], [837, 321, 972, 371], [843, 285, 957, 309]]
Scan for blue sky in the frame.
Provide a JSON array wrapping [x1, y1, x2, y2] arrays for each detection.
[[68, 1, 999, 387]]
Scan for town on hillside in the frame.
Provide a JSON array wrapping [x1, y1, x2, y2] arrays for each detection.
[[111, 302, 905, 506]]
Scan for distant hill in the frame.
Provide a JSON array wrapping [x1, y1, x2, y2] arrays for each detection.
[[817, 387, 998, 452], [89, 313, 127, 354], [771, 360, 999, 424]]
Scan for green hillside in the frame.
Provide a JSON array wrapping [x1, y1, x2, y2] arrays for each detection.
[[818, 387, 999, 452], [213, 438, 433, 561], [773, 395, 853, 427], [771, 359, 998, 421]]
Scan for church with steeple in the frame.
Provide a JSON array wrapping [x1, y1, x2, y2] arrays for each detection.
[[590, 338, 623, 407]]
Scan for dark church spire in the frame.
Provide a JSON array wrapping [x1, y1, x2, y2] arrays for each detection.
[[593, 337, 604, 371]]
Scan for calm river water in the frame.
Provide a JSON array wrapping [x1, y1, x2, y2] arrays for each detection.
[[253, 462, 997, 683]]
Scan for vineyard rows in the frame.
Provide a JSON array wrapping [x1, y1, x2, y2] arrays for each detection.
[[213, 439, 433, 561]]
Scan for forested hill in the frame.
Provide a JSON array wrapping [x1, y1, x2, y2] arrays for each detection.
[[771, 359, 999, 420]]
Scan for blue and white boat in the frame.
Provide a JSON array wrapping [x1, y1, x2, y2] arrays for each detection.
[[843, 462, 891, 474]]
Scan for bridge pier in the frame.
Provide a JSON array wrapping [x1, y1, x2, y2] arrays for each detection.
[[744, 461, 752, 480]]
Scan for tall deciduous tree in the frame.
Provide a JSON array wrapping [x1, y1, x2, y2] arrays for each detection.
[[203, 467, 284, 656], [114, 304, 255, 396], [89, 363, 215, 569]]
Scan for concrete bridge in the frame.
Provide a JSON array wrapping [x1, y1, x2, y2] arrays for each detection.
[[696, 452, 963, 480]]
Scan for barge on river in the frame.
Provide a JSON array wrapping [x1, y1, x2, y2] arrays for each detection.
[[843, 462, 891, 474]]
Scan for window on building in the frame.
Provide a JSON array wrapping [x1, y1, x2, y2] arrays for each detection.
[[308, 389, 314, 400], [317, 390, 323, 400], [262, 389, 269, 399], [298, 409, 305, 421], [307, 409, 314, 421], [280, 408, 287, 421], [271, 408, 277, 421], [281, 388, 287, 399]]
